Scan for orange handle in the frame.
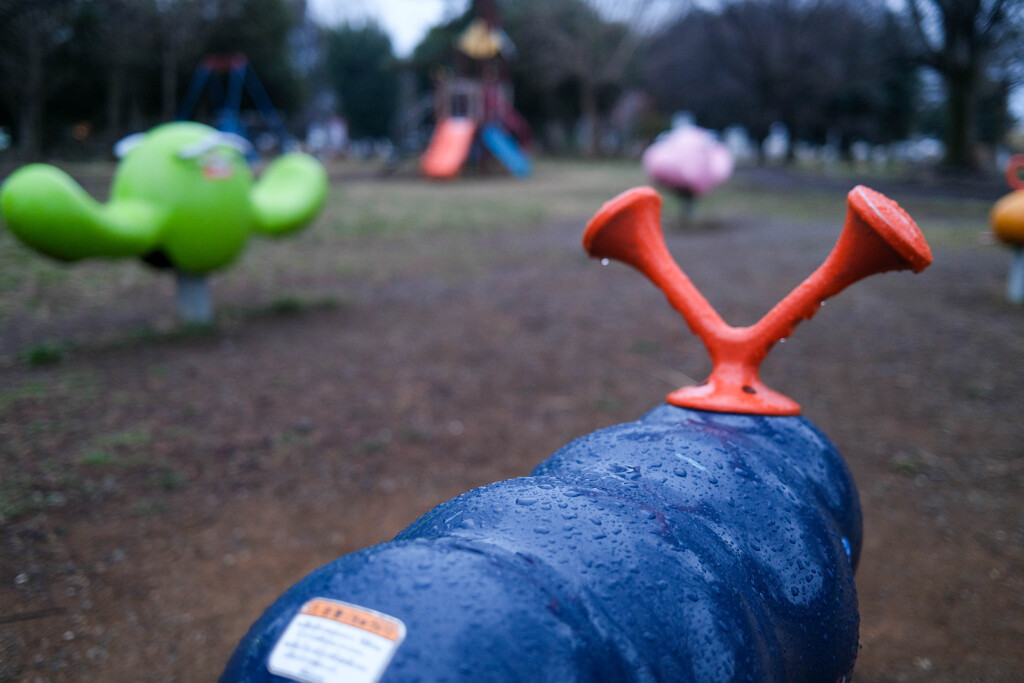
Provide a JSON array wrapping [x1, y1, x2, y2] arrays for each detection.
[[583, 185, 933, 415]]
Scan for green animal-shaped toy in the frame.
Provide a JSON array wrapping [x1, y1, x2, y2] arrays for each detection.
[[0, 122, 328, 322]]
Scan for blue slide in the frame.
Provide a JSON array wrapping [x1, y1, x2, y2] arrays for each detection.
[[481, 123, 531, 178]]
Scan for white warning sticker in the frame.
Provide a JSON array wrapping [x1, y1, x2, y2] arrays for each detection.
[[267, 598, 406, 683]]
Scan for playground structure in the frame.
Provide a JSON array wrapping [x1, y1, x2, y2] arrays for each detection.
[[420, 1, 532, 179], [991, 154, 1024, 304], [642, 124, 734, 216], [0, 122, 327, 323], [222, 186, 932, 681], [177, 53, 294, 152]]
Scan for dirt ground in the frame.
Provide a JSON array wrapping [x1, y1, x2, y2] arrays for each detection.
[[0, 162, 1022, 682]]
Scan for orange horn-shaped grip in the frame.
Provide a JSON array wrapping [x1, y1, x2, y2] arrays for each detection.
[[584, 185, 933, 416]]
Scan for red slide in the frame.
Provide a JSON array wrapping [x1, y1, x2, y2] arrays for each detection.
[[421, 118, 477, 179]]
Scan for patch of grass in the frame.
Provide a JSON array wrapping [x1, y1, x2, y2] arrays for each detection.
[[0, 234, 71, 296], [132, 497, 169, 517], [24, 419, 61, 437], [52, 469, 81, 491], [250, 158, 643, 285], [0, 158, 1004, 363], [0, 480, 44, 521], [100, 427, 152, 449], [152, 466, 188, 492], [79, 450, 114, 466], [329, 187, 545, 238], [0, 223, 150, 327], [76, 428, 153, 468], [700, 186, 846, 225], [315, 159, 645, 241], [0, 269, 19, 295], [0, 372, 101, 418], [267, 296, 305, 315], [0, 380, 48, 413], [889, 452, 927, 476], [231, 158, 1008, 301], [43, 490, 69, 508], [0, 471, 71, 520], [22, 342, 65, 367], [896, 196, 993, 250]]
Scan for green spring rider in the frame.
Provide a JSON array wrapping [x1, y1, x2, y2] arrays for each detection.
[[0, 122, 328, 323]]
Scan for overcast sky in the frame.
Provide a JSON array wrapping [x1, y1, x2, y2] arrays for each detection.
[[308, 0, 469, 57]]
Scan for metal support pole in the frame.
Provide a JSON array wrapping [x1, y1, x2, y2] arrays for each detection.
[[175, 270, 213, 324], [1007, 246, 1024, 305]]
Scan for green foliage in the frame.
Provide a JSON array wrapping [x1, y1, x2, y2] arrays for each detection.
[[325, 23, 398, 138]]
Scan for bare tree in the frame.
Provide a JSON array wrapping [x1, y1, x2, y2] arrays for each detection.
[[643, 0, 917, 157], [504, 0, 675, 156], [902, 0, 1024, 168]]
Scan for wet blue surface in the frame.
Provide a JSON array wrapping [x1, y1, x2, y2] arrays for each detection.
[[222, 405, 861, 682]]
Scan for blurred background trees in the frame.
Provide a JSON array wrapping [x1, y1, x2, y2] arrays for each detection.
[[502, 0, 659, 156], [324, 23, 397, 139], [0, 0, 1020, 169], [899, 0, 1023, 168], [0, 0, 302, 158], [641, 0, 925, 161], [0, 0, 81, 159]]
